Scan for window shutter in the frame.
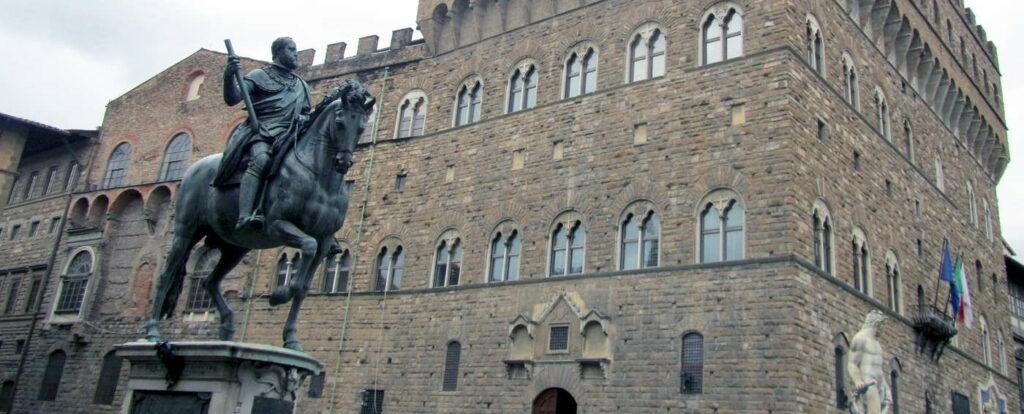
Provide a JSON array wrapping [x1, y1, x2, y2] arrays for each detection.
[[39, 350, 66, 401], [442, 342, 461, 391], [93, 352, 123, 405]]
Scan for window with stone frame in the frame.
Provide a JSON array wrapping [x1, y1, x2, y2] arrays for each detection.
[[967, 182, 978, 227], [432, 233, 463, 289], [63, 161, 80, 192], [23, 277, 40, 313], [565, 46, 598, 98], [6, 176, 18, 204], [806, 16, 824, 75], [159, 133, 192, 181], [549, 325, 569, 351], [56, 250, 92, 314], [507, 62, 538, 113], [834, 345, 849, 408], [842, 55, 860, 109], [454, 80, 482, 127], [185, 249, 216, 311], [1010, 279, 1024, 319], [359, 104, 377, 144], [851, 231, 871, 296], [0, 380, 13, 412], [885, 253, 902, 314], [488, 224, 521, 283], [951, 391, 970, 414], [360, 389, 384, 414], [889, 362, 900, 414], [680, 332, 704, 394], [322, 249, 351, 294], [103, 143, 132, 188], [4, 277, 19, 315], [699, 190, 745, 263], [550, 214, 586, 277], [984, 200, 993, 242], [620, 205, 660, 270], [702, 5, 743, 65], [902, 119, 914, 161], [22, 170, 38, 200], [627, 24, 666, 83], [375, 244, 404, 292], [397, 92, 427, 138], [875, 90, 891, 141], [813, 203, 834, 275], [442, 341, 461, 391], [38, 350, 66, 401], [92, 350, 122, 405], [43, 165, 59, 195]]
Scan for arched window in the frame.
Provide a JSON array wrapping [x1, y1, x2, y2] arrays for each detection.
[[159, 133, 191, 181], [455, 81, 482, 126], [63, 161, 81, 192], [56, 250, 92, 314], [628, 26, 666, 83], [489, 230, 521, 283], [680, 332, 704, 394], [359, 104, 377, 144], [442, 341, 461, 391], [886, 254, 902, 314], [982, 316, 992, 366], [508, 64, 538, 113], [806, 17, 824, 74], [103, 143, 132, 188], [186, 249, 216, 311], [322, 250, 350, 293], [397, 94, 427, 138], [565, 48, 598, 98], [843, 56, 860, 109], [852, 232, 871, 296], [93, 350, 123, 405], [38, 350, 66, 401], [620, 211, 660, 270], [984, 200, 993, 242], [433, 236, 463, 288], [699, 192, 744, 263], [375, 246, 405, 292], [550, 219, 585, 277], [890, 366, 900, 414], [976, 260, 984, 294], [903, 120, 914, 161], [813, 204, 834, 274], [967, 182, 978, 227], [0, 380, 13, 411], [834, 346, 848, 407], [185, 73, 205, 101], [875, 91, 891, 141], [702, 7, 743, 65]]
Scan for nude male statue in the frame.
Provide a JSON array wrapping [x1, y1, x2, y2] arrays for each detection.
[[847, 310, 892, 414]]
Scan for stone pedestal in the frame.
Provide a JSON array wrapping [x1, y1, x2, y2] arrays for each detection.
[[116, 341, 322, 414]]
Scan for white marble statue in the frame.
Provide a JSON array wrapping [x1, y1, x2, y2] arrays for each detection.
[[847, 310, 892, 414]]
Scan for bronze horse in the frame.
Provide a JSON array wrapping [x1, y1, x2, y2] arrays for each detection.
[[144, 80, 374, 351]]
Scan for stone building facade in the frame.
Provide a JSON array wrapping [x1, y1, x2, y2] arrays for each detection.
[[0, 0, 1018, 412]]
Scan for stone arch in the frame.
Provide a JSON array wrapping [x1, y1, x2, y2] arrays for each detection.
[[581, 319, 610, 358], [394, 89, 429, 139], [109, 189, 144, 218], [88, 194, 109, 228], [69, 197, 89, 228], [144, 185, 173, 235]]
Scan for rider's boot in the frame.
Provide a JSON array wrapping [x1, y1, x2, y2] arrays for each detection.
[[235, 167, 266, 231]]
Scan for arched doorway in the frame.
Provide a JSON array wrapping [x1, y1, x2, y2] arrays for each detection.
[[533, 388, 577, 414]]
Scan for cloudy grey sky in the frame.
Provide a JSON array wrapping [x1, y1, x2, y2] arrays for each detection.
[[1, 1, 1022, 252]]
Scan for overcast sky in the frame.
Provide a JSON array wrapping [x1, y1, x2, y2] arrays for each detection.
[[1, 1, 1022, 254]]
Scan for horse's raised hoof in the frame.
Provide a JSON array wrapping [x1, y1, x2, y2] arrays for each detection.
[[269, 286, 293, 306], [283, 340, 304, 353]]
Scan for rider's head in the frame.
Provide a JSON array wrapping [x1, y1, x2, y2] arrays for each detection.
[[271, 37, 299, 70]]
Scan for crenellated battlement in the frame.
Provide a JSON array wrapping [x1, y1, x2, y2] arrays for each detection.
[[417, 0, 600, 56], [293, 28, 427, 81]]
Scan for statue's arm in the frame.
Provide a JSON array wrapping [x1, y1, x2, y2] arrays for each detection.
[[223, 56, 244, 106]]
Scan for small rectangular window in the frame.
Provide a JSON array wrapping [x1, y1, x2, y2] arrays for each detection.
[[817, 119, 827, 142], [23, 171, 38, 200], [395, 173, 407, 192], [29, 221, 39, 237], [633, 123, 648, 145], [885, 180, 893, 196], [951, 391, 970, 414], [512, 150, 525, 170], [9, 225, 20, 241], [343, 180, 355, 194], [49, 218, 60, 234], [15, 340, 24, 354], [445, 165, 455, 183], [853, 151, 861, 170], [730, 104, 746, 126], [360, 389, 385, 414], [549, 325, 569, 351], [552, 141, 564, 160]]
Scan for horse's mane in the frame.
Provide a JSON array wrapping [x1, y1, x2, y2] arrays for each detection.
[[310, 79, 372, 119]]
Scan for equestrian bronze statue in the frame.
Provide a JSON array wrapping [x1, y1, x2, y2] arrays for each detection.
[[144, 37, 374, 351]]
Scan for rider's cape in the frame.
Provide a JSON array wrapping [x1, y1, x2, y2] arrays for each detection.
[[213, 65, 312, 187]]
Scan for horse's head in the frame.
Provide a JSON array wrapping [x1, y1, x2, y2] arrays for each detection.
[[311, 80, 375, 174]]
